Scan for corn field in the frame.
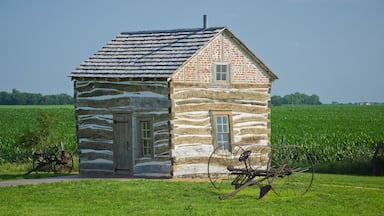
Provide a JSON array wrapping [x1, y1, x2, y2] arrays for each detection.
[[0, 105, 76, 163], [271, 105, 384, 164], [0, 105, 383, 170]]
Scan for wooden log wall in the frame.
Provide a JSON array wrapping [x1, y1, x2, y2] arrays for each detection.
[[74, 78, 172, 177], [169, 31, 273, 177], [170, 82, 272, 177]]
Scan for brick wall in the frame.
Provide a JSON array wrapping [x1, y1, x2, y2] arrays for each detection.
[[173, 32, 271, 85]]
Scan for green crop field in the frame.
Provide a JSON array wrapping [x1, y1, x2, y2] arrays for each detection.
[[0, 105, 383, 174], [271, 105, 384, 175], [0, 105, 76, 163], [272, 105, 384, 155]]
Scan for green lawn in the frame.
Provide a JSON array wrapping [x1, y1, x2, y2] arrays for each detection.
[[0, 174, 383, 215]]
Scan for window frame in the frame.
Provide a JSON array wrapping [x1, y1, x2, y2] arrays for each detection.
[[137, 117, 154, 159], [212, 62, 230, 84], [210, 110, 234, 152]]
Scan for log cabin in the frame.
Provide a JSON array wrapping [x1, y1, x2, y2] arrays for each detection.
[[69, 26, 278, 177]]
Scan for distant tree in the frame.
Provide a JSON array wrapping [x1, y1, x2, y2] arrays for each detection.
[[0, 91, 12, 104], [283, 94, 293, 105], [272, 92, 321, 106], [271, 95, 286, 106], [0, 89, 73, 105], [308, 94, 321, 105], [57, 93, 73, 104], [12, 89, 26, 104]]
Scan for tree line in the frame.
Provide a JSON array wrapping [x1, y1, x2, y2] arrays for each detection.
[[0, 89, 73, 105], [272, 92, 321, 106], [1, 89, 320, 106]]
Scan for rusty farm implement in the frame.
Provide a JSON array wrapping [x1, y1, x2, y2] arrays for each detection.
[[25, 142, 74, 175], [208, 145, 314, 199]]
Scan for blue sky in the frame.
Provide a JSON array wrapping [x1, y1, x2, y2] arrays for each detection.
[[0, 0, 383, 103]]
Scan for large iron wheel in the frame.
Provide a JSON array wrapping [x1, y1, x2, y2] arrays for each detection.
[[268, 145, 314, 197], [208, 144, 273, 197], [207, 145, 245, 194], [241, 145, 272, 174], [54, 150, 74, 173], [32, 152, 51, 173]]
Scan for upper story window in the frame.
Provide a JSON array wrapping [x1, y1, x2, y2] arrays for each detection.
[[213, 63, 230, 83]]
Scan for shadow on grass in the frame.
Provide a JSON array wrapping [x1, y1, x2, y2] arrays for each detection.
[[314, 160, 380, 176], [0, 172, 78, 181], [0, 160, 79, 181]]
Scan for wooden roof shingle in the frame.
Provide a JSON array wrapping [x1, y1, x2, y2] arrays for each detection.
[[70, 27, 225, 78], [69, 26, 278, 80]]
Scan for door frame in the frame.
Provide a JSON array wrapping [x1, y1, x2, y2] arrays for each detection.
[[113, 113, 134, 175]]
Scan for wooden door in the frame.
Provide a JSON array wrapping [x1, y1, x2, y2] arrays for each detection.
[[113, 114, 133, 175]]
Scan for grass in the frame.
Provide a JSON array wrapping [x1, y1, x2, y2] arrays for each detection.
[[0, 160, 79, 182], [0, 174, 383, 215], [0, 162, 52, 181]]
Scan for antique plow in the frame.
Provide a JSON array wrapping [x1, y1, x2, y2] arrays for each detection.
[[208, 145, 314, 199], [25, 143, 73, 175]]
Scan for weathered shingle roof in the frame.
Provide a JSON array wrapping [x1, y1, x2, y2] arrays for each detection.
[[70, 27, 225, 78]]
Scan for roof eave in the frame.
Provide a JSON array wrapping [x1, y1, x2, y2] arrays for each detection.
[[171, 27, 227, 79], [223, 28, 279, 81], [69, 73, 172, 79], [171, 27, 278, 81]]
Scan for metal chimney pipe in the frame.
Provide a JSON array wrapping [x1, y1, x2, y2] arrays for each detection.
[[203, 15, 207, 29]]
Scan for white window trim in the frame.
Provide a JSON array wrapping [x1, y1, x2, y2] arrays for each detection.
[[210, 110, 234, 152], [212, 62, 231, 84], [137, 117, 154, 159]]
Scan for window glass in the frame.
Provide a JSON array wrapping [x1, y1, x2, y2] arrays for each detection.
[[215, 64, 228, 81], [140, 120, 152, 157], [216, 115, 230, 151]]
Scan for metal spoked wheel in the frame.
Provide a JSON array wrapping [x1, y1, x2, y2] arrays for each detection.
[[242, 145, 272, 173], [268, 145, 314, 197], [207, 145, 245, 195], [32, 152, 50, 173], [32, 152, 41, 173], [54, 150, 74, 173]]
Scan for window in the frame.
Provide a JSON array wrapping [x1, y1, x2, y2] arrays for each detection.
[[214, 63, 230, 83], [216, 115, 230, 150], [138, 119, 153, 158], [211, 111, 233, 151]]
